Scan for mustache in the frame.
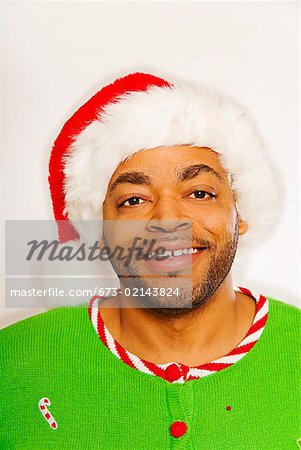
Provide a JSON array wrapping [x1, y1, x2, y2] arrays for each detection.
[[151, 235, 214, 249]]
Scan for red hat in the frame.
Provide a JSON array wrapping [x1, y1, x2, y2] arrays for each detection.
[[49, 73, 171, 243], [49, 72, 277, 245]]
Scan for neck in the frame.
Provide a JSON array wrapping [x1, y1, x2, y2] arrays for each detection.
[[99, 274, 256, 366]]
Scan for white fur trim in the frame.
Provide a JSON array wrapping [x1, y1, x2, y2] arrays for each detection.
[[63, 82, 278, 246]]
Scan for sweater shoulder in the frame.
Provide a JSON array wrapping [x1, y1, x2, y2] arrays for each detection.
[[267, 296, 300, 319], [0, 305, 89, 347], [266, 296, 300, 341]]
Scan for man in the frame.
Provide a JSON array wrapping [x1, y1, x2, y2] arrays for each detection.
[[1, 73, 300, 449]]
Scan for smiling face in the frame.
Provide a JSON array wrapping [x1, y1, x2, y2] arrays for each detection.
[[102, 145, 248, 315]]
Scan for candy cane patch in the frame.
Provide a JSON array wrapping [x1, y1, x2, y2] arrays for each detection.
[[38, 398, 58, 430]]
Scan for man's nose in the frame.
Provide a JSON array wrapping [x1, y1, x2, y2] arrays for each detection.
[[146, 197, 191, 233]]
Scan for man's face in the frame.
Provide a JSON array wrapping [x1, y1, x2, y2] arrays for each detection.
[[102, 145, 248, 315]]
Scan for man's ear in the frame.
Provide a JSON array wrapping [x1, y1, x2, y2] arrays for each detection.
[[238, 218, 248, 236]]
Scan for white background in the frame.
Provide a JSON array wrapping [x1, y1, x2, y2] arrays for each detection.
[[1, 1, 299, 328]]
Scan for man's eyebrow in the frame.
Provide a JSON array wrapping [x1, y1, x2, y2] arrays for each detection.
[[177, 164, 223, 182], [108, 164, 223, 194], [109, 172, 152, 193]]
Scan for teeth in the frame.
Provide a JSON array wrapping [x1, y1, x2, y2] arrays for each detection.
[[148, 247, 201, 259]]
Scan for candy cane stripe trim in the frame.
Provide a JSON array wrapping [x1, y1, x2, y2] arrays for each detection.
[[103, 325, 121, 359], [197, 362, 232, 371], [88, 287, 269, 382], [252, 300, 268, 323], [212, 350, 253, 364], [188, 368, 213, 378], [114, 341, 137, 369], [139, 359, 167, 378], [256, 294, 266, 312], [125, 352, 155, 375], [239, 325, 266, 347], [247, 314, 268, 337], [227, 341, 256, 356]]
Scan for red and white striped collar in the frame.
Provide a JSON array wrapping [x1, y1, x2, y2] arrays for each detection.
[[88, 286, 269, 384]]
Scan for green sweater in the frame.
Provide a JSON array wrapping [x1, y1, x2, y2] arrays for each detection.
[[1, 297, 300, 449]]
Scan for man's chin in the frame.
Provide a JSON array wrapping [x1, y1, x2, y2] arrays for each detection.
[[140, 254, 195, 276], [118, 274, 193, 310]]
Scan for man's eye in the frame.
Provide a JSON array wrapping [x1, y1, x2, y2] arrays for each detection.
[[118, 197, 145, 207], [188, 190, 216, 200]]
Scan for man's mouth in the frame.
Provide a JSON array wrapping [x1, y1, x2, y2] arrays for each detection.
[[142, 245, 208, 274], [146, 247, 206, 260]]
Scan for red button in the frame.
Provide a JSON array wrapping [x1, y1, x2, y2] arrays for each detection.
[[170, 421, 187, 438], [165, 363, 182, 382]]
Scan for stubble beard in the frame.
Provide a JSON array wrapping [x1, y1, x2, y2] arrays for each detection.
[[106, 219, 239, 317]]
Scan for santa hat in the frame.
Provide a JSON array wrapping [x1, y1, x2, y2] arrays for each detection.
[[46, 72, 278, 306]]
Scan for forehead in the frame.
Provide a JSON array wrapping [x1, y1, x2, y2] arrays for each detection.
[[111, 145, 228, 180]]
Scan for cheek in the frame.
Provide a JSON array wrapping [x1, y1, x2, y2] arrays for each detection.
[[102, 206, 150, 250], [102, 204, 119, 244], [103, 202, 118, 220], [193, 205, 237, 237]]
